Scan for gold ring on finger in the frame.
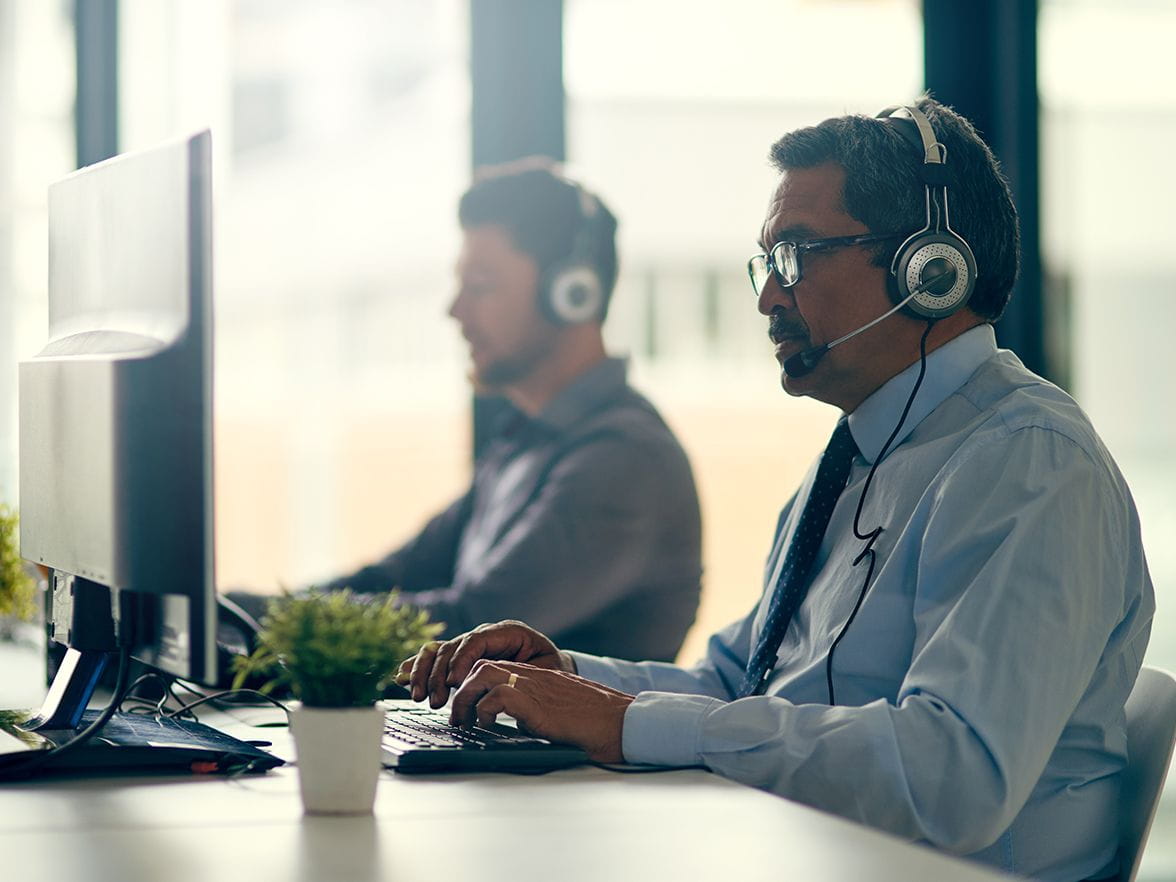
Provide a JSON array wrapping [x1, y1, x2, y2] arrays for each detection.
[[506, 672, 519, 689]]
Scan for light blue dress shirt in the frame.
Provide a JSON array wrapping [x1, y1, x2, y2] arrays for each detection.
[[571, 324, 1154, 882]]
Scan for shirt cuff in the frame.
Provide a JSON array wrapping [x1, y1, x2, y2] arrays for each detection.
[[621, 691, 724, 767], [566, 651, 611, 684]]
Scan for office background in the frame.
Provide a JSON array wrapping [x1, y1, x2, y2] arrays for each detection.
[[0, 1, 1171, 877]]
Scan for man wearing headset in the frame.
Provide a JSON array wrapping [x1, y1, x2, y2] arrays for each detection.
[[399, 99, 1153, 882], [228, 160, 702, 663]]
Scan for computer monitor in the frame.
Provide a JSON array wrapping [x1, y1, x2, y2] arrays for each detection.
[[18, 130, 217, 730]]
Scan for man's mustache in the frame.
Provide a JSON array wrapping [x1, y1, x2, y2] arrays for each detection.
[[768, 308, 809, 344]]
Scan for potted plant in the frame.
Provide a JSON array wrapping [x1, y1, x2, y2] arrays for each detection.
[[0, 505, 36, 632], [233, 588, 442, 815]]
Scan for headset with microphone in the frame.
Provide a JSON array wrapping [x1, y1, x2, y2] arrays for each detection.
[[782, 104, 977, 379], [783, 264, 957, 378], [539, 182, 607, 326]]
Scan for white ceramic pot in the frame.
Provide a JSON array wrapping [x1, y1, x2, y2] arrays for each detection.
[[288, 703, 384, 815]]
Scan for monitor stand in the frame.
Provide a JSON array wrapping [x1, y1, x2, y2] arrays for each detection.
[[19, 647, 111, 732]]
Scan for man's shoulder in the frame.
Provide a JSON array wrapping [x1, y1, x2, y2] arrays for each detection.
[[945, 351, 1116, 471], [545, 386, 698, 499], [573, 383, 681, 448]]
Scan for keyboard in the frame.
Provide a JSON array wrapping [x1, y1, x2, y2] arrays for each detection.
[[381, 702, 588, 773]]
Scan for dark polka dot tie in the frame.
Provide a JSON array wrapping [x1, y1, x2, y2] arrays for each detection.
[[739, 418, 859, 698]]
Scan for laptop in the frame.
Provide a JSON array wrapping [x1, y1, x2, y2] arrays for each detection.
[[380, 700, 589, 773]]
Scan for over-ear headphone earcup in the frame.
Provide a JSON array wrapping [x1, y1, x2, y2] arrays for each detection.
[[891, 231, 977, 319], [543, 263, 604, 325]]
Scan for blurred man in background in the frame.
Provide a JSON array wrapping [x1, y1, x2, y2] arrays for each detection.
[[229, 160, 702, 662]]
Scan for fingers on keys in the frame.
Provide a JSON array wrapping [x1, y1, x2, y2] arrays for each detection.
[[427, 639, 464, 707], [407, 640, 443, 701], [450, 661, 527, 728]]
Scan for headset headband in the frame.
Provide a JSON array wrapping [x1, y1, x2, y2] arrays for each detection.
[[876, 105, 951, 188]]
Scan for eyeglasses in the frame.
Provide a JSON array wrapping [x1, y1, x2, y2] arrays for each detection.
[[747, 233, 899, 296]]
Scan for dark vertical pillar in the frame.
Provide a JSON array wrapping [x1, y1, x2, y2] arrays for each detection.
[[923, 0, 1046, 380], [468, 0, 565, 457], [75, 0, 119, 168], [470, 0, 565, 167]]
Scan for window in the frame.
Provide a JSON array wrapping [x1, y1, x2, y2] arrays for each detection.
[[1041, 2, 1176, 875], [0, 2, 74, 509], [120, 0, 472, 591], [565, 0, 924, 660]]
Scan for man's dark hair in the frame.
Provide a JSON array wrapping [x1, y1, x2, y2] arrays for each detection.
[[769, 96, 1020, 321], [458, 157, 620, 317]]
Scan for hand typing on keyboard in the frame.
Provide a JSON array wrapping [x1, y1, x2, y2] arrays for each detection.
[[397, 620, 573, 707], [395, 621, 634, 764]]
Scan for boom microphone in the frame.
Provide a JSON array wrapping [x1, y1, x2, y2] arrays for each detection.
[[782, 264, 957, 379]]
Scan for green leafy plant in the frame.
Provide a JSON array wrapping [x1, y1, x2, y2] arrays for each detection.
[[0, 504, 35, 621], [231, 589, 443, 708]]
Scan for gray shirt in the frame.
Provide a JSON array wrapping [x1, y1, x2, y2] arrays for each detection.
[[325, 358, 702, 661]]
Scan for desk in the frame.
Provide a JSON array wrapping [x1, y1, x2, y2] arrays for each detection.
[[0, 646, 1014, 882]]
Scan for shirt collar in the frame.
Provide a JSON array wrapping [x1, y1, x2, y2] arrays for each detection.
[[532, 356, 629, 434], [848, 324, 997, 464]]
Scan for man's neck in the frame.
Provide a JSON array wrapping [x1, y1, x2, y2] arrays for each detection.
[[837, 314, 986, 413], [505, 336, 608, 417]]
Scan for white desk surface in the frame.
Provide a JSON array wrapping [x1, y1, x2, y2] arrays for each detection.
[[0, 646, 1014, 882]]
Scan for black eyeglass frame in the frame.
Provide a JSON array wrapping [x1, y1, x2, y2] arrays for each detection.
[[747, 232, 901, 295]]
